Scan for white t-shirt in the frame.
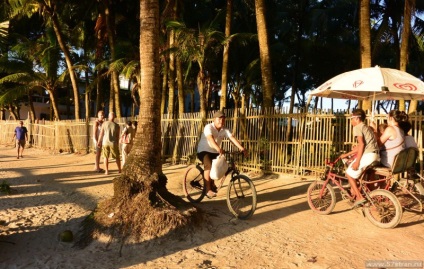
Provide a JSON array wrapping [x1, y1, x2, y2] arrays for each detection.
[[197, 123, 232, 153]]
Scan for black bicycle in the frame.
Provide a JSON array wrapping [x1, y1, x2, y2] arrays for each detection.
[[183, 151, 257, 219]]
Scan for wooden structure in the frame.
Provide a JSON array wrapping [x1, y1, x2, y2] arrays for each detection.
[[1, 108, 423, 175]]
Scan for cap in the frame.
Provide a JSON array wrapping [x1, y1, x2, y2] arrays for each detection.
[[213, 111, 226, 118]]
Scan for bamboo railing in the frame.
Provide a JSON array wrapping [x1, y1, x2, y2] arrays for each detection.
[[1, 108, 423, 175]]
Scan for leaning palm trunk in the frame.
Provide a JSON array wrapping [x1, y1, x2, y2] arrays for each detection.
[[50, 15, 80, 119]]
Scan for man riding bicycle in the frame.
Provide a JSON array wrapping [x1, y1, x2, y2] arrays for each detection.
[[197, 110, 247, 198], [340, 109, 380, 207]]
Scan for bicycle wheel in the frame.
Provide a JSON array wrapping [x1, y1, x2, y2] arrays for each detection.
[[226, 175, 257, 219], [307, 180, 336, 215], [363, 189, 402, 229], [183, 165, 206, 203]]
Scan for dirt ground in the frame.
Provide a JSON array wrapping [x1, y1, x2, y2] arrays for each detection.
[[0, 145, 423, 269]]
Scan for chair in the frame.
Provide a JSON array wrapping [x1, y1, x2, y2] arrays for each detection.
[[374, 147, 418, 177], [374, 147, 422, 212]]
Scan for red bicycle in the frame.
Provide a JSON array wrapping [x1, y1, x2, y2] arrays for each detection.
[[307, 153, 403, 229]]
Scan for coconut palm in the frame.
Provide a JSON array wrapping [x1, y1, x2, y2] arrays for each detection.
[[167, 16, 225, 119], [401, 0, 417, 113], [83, 0, 197, 243], [0, 33, 64, 120], [8, 0, 81, 119], [220, 0, 232, 110], [254, 0, 274, 108]]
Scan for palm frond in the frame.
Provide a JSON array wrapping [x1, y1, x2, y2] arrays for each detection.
[[0, 85, 30, 105], [121, 60, 140, 79], [0, 21, 9, 53], [109, 58, 126, 73]]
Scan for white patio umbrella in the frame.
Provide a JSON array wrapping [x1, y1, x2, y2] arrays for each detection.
[[307, 66, 424, 116]]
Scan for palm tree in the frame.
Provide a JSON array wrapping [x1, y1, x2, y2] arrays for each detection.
[[220, 0, 232, 110], [401, 0, 416, 113], [254, 0, 274, 108], [167, 18, 225, 119], [360, 0, 372, 111], [0, 33, 64, 120], [8, 0, 81, 119], [89, 0, 196, 241]]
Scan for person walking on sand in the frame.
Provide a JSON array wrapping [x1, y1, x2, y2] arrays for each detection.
[[97, 112, 121, 175], [93, 110, 105, 172], [13, 120, 28, 159]]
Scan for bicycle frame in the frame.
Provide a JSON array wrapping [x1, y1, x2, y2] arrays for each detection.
[[210, 152, 242, 191], [320, 156, 392, 202]]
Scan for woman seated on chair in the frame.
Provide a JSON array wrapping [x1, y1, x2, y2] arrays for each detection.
[[376, 110, 407, 168], [399, 120, 418, 149]]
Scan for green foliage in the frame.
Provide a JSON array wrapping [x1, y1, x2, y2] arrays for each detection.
[[258, 137, 271, 171]]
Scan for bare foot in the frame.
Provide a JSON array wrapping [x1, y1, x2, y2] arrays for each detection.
[[105, 171, 109, 175]]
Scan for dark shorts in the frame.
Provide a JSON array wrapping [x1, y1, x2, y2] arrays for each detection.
[[16, 140, 26, 148], [197, 152, 219, 171]]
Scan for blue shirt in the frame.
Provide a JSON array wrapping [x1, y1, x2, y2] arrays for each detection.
[[15, 126, 28, 140]]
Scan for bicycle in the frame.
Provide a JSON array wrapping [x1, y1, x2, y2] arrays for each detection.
[[306, 153, 403, 229], [183, 151, 257, 219]]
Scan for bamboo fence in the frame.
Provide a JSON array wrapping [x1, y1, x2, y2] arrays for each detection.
[[1, 108, 423, 175]]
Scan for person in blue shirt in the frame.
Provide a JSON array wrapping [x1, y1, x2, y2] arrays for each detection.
[[13, 121, 28, 159]]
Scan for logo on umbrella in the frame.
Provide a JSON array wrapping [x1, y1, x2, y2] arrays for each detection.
[[352, 80, 363, 88], [393, 83, 417, 91]]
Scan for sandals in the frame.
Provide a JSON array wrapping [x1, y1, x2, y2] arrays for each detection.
[[206, 191, 217, 199], [94, 168, 105, 173]]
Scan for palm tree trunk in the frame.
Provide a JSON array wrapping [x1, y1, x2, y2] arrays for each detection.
[[168, 30, 176, 116], [161, 55, 168, 115], [103, 3, 121, 117], [198, 69, 207, 120], [47, 89, 61, 120], [401, 0, 416, 113], [220, 0, 232, 110], [255, 0, 274, 108], [50, 14, 80, 119], [109, 79, 114, 113], [28, 93, 35, 122], [177, 57, 185, 115], [360, 0, 372, 111]]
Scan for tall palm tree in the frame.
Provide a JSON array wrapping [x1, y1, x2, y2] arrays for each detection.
[[360, 0, 372, 111], [0, 33, 64, 120], [255, 0, 274, 108], [90, 0, 195, 241], [220, 0, 232, 110], [401, 0, 416, 113], [8, 0, 81, 119], [167, 18, 225, 119]]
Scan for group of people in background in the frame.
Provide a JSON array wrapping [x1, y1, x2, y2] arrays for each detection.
[[92, 110, 137, 175], [341, 108, 418, 207]]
